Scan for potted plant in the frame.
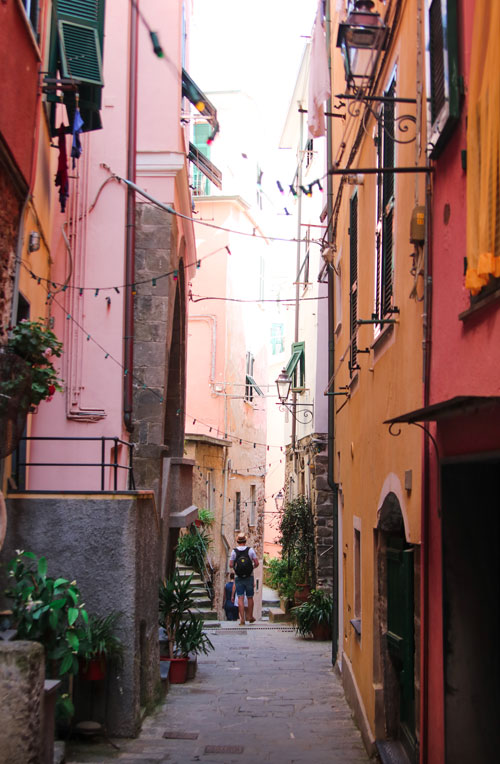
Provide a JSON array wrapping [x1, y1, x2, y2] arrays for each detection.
[[194, 507, 215, 528], [5, 320, 64, 407], [292, 589, 333, 641], [175, 616, 214, 679], [278, 495, 316, 604], [158, 571, 213, 683], [78, 612, 124, 681], [176, 525, 211, 575]]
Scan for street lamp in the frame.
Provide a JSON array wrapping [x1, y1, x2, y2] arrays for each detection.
[[275, 368, 313, 424], [274, 490, 285, 513], [336, 0, 388, 87]]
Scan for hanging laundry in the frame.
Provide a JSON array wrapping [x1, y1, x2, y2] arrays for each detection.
[[308, 0, 331, 139], [55, 124, 69, 213], [71, 107, 84, 168]]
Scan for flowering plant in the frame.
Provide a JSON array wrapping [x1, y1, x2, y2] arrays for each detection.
[[6, 320, 63, 405]]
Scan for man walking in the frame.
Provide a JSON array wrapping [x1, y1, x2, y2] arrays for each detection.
[[229, 533, 259, 625]]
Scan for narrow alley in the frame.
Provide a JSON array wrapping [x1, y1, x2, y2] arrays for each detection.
[[66, 623, 369, 764]]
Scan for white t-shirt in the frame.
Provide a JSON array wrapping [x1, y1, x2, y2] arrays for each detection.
[[230, 545, 257, 562]]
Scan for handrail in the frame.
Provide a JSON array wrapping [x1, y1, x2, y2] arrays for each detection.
[[10, 436, 135, 492], [192, 524, 214, 604]]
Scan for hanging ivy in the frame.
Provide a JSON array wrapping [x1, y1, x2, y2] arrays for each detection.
[[278, 495, 316, 586]]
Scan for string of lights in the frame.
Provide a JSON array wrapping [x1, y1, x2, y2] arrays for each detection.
[[20, 264, 288, 451]]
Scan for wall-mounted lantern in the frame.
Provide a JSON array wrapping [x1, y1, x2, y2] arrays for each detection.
[[275, 368, 314, 424], [336, 0, 388, 87]]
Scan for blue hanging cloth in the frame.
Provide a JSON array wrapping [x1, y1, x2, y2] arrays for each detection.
[[71, 107, 84, 168]]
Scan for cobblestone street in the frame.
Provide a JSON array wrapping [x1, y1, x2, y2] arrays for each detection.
[[66, 624, 370, 764]]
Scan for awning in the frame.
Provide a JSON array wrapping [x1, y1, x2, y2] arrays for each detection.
[[188, 143, 222, 189], [182, 68, 220, 141], [384, 396, 500, 425]]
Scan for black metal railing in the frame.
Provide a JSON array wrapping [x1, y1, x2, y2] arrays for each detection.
[[10, 436, 135, 492]]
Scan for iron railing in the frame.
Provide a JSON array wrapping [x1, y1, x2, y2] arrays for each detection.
[[10, 436, 135, 492]]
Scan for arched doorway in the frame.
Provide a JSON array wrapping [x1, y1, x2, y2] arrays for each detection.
[[375, 490, 417, 763]]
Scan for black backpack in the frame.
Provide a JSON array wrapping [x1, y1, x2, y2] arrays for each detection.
[[233, 547, 253, 577]]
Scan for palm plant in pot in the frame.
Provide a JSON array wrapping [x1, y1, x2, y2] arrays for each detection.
[[159, 571, 214, 683], [78, 611, 124, 681], [292, 589, 333, 640]]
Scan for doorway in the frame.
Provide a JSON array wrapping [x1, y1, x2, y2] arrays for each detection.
[[441, 459, 500, 763]]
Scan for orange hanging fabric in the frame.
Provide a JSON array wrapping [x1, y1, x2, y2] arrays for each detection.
[[466, 0, 500, 294]]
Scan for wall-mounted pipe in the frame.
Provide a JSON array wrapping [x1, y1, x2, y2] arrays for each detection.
[[124, 0, 139, 432]]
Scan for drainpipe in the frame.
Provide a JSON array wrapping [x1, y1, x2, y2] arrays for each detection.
[[124, 0, 139, 432], [325, 0, 340, 667], [420, 162, 433, 764], [291, 108, 304, 455]]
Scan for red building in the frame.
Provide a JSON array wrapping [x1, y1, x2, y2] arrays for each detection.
[[0, 0, 43, 333], [386, 1, 500, 761]]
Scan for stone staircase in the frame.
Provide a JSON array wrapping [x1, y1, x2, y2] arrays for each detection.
[[176, 564, 218, 621], [261, 585, 290, 623]]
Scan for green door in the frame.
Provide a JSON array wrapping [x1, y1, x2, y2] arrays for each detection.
[[386, 537, 416, 759]]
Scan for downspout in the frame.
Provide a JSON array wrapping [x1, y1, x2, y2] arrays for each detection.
[[325, 0, 340, 667], [420, 161, 433, 764], [124, 0, 139, 432], [292, 108, 304, 454]]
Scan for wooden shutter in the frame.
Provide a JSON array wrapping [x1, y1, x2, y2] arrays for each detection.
[[349, 193, 358, 373], [56, 0, 105, 85], [426, 0, 460, 157], [381, 80, 395, 316]]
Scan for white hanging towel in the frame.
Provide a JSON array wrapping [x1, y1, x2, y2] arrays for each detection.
[[308, 0, 331, 139]]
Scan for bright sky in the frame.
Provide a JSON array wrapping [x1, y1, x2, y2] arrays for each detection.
[[190, 0, 317, 152]]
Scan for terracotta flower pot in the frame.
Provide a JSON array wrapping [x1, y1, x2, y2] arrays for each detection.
[[294, 584, 311, 606], [311, 622, 332, 641], [167, 656, 188, 684], [79, 655, 106, 681]]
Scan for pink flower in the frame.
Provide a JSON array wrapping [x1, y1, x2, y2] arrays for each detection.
[[43, 348, 53, 359]]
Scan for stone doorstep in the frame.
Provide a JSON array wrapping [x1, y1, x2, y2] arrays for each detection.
[[268, 607, 291, 623]]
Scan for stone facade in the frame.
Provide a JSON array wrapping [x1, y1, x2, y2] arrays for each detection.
[[0, 641, 44, 763], [284, 433, 334, 593], [1, 493, 161, 737], [0, 154, 24, 342]]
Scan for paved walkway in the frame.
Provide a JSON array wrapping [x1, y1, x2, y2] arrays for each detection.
[[66, 624, 370, 764]]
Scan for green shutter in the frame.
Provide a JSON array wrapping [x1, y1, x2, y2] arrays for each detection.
[[56, 0, 104, 85], [285, 341, 305, 390], [349, 193, 358, 373], [426, 0, 460, 157], [381, 79, 395, 317]]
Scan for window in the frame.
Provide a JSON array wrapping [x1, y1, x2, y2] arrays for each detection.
[[249, 485, 256, 526], [425, 0, 460, 158], [47, 0, 106, 135], [271, 323, 284, 355], [354, 526, 361, 619], [22, 0, 39, 35], [207, 471, 214, 511], [235, 492, 241, 530], [305, 138, 314, 169], [374, 76, 396, 327], [285, 341, 305, 391], [192, 123, 211, 195], [349, 192, 359, 374], [245, 352, 263, 402], [464, 0, 500, 298]]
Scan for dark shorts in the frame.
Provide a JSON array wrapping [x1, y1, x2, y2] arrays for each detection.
[[235, 575, 254, 598]]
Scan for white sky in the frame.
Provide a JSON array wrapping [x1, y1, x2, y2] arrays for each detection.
[[190, 0, 317, 154]]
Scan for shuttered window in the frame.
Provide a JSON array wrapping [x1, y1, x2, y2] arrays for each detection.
[[374, 77, 396, 326], [349, 193, 358, 374], [46, 0, 105, 134], [285, 341, 305, 390], [425, 0, 460, 157], [192, 123, 211, 195]]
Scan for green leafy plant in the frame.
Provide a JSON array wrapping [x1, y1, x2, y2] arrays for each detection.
[[159, 572, 213, 659], [176, 527, 211, 574], [175, 616, 214, 658], [292, 589, 333, 638], [279, 495, 316, 587], [5, 551, 88, 676], [196, 507, 215, 526], [78, 611, 124, 667], [6, 320, 63, 405], [264, 556, 306, 601]]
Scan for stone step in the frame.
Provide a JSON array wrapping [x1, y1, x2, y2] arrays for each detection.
[[195, 608, 218, 620], [268, 607, 291, 624]]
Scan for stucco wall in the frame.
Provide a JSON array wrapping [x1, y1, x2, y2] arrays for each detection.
[[0, 492, 161, 737]]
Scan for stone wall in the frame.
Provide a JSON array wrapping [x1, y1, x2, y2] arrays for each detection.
[[0, 641, 44, 764], [1, 493, 161, 737], [0, 154, 24, 341]]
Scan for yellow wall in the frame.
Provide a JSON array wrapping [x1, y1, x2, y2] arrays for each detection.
[[330, 0, 425, 740]]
